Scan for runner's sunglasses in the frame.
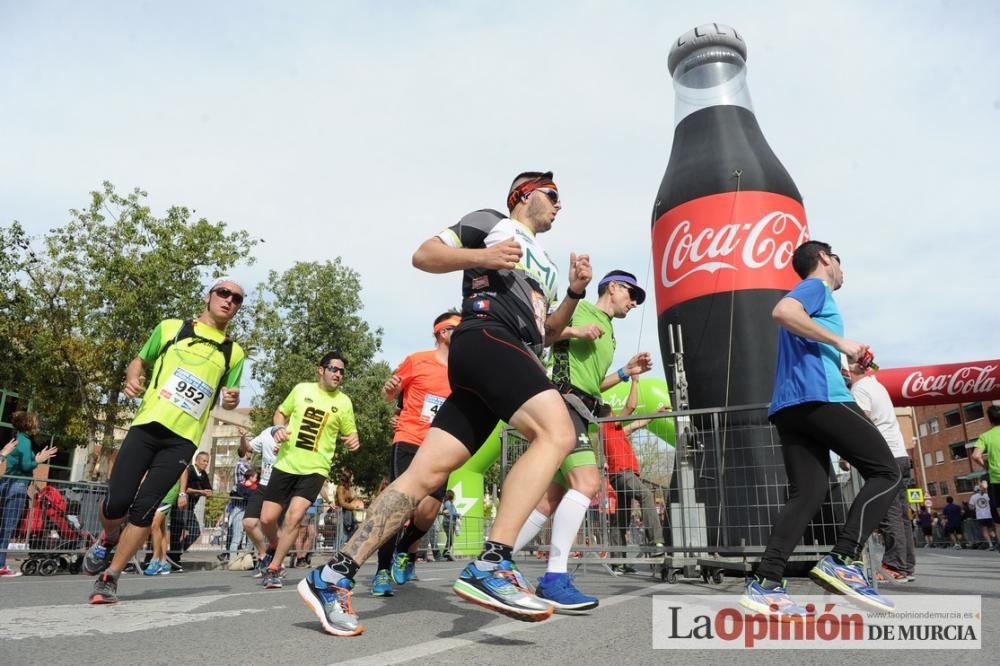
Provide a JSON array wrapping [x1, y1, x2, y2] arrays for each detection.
[[211, 287, 244, 305], [536, 188, 559, 205], [323, 365, 346, 375]]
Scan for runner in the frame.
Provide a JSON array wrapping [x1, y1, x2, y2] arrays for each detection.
[[143, 470, 185, 576], [298, 170, 591, 636], [243, 425, 280, 577], [739, 241, 899, 616], [512, 270, 653, 611], [259, 351, 360, 589], [85, 278, 246, 604], [371, 310, 460, 597]]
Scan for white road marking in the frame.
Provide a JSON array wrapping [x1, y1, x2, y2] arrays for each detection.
[[333, 583, 673, 666], [2, 592, 274, 641]]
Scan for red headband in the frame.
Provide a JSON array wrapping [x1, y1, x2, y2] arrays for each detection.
[[433, 316, 461, 335], [507, 179, 557, 212]]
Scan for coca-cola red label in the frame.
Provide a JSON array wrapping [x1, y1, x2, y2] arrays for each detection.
[[652, 191, 808, 314], [878, 361, 1000, 407]]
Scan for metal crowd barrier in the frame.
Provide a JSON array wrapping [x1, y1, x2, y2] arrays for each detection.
[[500, 403, 868, 584]]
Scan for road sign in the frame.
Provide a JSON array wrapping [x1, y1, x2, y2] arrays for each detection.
[[906, 487, 924, 503]]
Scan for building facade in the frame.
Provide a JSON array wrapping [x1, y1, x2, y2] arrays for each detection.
[[909, 401, 996, 510]]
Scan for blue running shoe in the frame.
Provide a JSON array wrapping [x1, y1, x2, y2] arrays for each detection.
[[297, 570, 363, 637], [254, 553, 273, 579], [82, 536, 115, 575], [371, 569, 394, 597], [143, 559, 161, 576], [453, 560, 553, 622], [535, 572, 598, 611], [809, 554, 895, 612], [739, 577, 812, 618], [157, 560, 172, 575], [390, 552, 410, 585], [404, 559, 418, 582]]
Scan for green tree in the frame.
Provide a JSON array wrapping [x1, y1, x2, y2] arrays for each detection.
[[3, 182, 258, 465], [249, 260, 393, 493]]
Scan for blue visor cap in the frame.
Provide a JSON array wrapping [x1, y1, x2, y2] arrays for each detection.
[[598, 272, 646, 305]]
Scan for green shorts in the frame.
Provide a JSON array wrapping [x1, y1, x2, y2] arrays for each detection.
[[552, 401, 598, 488]]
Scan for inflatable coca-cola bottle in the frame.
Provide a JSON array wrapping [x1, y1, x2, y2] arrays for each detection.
[[653, 24, 816, 548]]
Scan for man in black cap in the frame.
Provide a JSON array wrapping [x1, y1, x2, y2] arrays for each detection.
[[509, 270, 653, 610]]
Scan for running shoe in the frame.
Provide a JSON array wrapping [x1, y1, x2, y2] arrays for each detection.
[[264, 567, 286, 589], [143, 559, 161, 576], [404, 559, 419, 582], [253, 553, 273, 579], [297, 569, 363, 637], [0, 565, 22, 577], [508, 561, 534, 594], [89, 573, 119, 604], [739, 577, 812, 618], [535, 572, 599, 611], [82, 536, 116, 575], [879, 564, 909, 583], [453, 560, 554, 622], [371, 569, 394, 597], [809, 554, 894, 612], [390, 552, 410, 585], [157, 560, 172, 575]]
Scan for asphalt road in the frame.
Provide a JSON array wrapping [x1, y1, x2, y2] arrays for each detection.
[[1, 548, 998, 665]]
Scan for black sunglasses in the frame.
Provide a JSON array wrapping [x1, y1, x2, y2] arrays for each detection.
[[211, 287, 244, 305], [323, 365, 346, 375], [536, 188, 559, 205]]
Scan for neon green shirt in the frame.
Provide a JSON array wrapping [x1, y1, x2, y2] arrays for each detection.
[[133, 319, 245, 445], [974, 425, 1000, 483], [274, 382, 357, 477], [551, 300, 615, 398]]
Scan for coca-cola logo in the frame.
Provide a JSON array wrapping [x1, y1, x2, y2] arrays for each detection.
[[660, 210, 808, 288], [901, 365, 999, 399], [652, 191, 808, 312]]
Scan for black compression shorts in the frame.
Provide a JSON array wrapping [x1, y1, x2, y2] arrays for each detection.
[[432, 322, 556, 454], [392, 442, 446, 502]]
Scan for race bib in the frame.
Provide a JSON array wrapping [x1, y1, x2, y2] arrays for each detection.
[[160, 367, 214, 420], [421, 394, 445, 423]]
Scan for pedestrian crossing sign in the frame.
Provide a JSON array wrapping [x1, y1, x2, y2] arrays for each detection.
[[907, 488, 924, 503]]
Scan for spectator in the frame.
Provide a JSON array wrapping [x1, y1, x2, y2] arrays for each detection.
[[916, 506, 933, 547], [0, 411, 57, 577], [602, 376, 667, 564], [0, 438, 18, 478], [335, 470, 364, 542], [441, 489, 460, 561], [168, 450, 213, 569], [972, 405, 1000, 525], [226, 468, 258, 557], [942, 496, 963, 549], [970, 482, 999, 551]]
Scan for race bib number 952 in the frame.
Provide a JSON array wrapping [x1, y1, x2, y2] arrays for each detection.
[[160, 368, 214, 420]]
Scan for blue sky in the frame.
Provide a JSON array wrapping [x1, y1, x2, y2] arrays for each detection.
[[2, 1, 998, 407]]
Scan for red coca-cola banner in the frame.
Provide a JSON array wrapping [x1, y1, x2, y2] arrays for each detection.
[[879, 360, 1000, 407], [652, 191, 808, 314]]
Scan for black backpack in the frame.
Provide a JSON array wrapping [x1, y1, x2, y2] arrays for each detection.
[[150, 319, 235, 408]]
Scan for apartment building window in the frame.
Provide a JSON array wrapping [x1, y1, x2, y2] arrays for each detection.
[[927, 482, 937, 497], [944, 410, 961, 428], [928, 417, 940, 434], [935, 450, 944, 464], [964, 403, 984, 422], [950, 442, 969, 460], [923, 452, 933, 467], [955, 477, 975, 493], [939, 481, 950, 496]]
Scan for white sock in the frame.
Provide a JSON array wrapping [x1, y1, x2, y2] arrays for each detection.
[[547, 490, 591, 574], [513, 509, 549, 553]]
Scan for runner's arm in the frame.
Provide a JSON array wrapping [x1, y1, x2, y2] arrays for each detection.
[[543, 253, 591, 345], [413, 236, 522, 273], [772, 296, 866, 361], [971, 445, 986, 469], [123, 356, 149, 398]]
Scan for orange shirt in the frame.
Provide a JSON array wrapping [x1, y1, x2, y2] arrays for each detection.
[[393, 350, 451, 446]]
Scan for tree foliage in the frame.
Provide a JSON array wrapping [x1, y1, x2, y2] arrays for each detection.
[[2, 182, 258, 463], [249, 260, 394, 493]]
